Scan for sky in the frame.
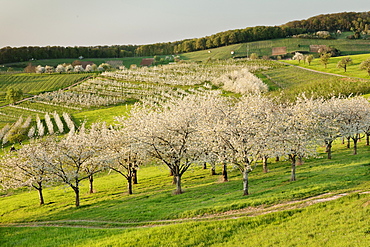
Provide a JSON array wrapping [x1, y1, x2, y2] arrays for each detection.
[[0, 0, 368, 48]]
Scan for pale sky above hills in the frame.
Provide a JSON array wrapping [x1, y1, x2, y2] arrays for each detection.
[[0, 0, 368, 48]]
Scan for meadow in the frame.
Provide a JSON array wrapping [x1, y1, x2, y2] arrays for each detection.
[[181, 33, 370, 62], [0, 140, 369, 246], [0, 73, 88, 100], [284, 53, 370, 78], [0, 46, 370, 246]]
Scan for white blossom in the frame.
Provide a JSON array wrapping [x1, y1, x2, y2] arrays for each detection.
[[44, 112, 54, 135], [53, 111, 64, 133], [36, 114, 45, 137]]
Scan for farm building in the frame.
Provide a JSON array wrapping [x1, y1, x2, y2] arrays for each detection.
[[140, 58, 155, 66]]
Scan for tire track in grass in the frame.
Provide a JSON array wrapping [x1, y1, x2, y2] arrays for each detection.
[[1, 191, 368, 229]]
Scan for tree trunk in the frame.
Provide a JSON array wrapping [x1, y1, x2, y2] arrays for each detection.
[[326, 141, 332, 159], [290, 155, 296, 182], [133, 168, 138, 184], [127, 176, 133, 195], [367, 133, 369, 146], [37, 185, 44, 206], [88, 175, 94, 194], [262, 156, 268, 173], [297, 156, 303, 166], [210, 166, 216, 175], [203, 162, 207, 169], [243, 169, 249, 196], [347, 137, 351, 149], [222, 163, 228, 182], [275, 156, 280, 162], [174, 175, 182, 194], [73, 186, 80, 207], [353, 138, 358, 155], [170, 168, 176, 184]]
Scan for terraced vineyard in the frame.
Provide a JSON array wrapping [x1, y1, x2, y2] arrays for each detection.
[[0, 73, 89, 95]]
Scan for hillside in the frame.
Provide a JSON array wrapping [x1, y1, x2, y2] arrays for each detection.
[[1, 11, 369, 65], [1, 41, 370, 247], [0, 138, 369, 246], [181, 33, 370, 61]]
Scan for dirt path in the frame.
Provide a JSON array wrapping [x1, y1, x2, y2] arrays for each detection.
[[277, 61, 369, 81], [2, 191, 368, 229]]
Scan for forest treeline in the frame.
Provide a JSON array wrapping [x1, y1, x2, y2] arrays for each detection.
[[0, 45, 138, 64], [284, 11, 370, 33], [1, 11, 369, 64]]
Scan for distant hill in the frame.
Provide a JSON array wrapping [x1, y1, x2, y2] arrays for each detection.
[[1, 11, 369, 64], [284, 11, 370, 33]]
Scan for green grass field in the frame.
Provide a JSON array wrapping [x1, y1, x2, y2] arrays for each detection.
[[0, 73, 88, 96], [0, 140, 369, 246], [72, 104, 132, 127], [284, 53, 370, 79], [262, 63, 370, 101], [181, 34, 370, 62], [1, 42, 370, 246]]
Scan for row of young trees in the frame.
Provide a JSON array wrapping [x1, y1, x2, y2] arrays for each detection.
[[0, 112, 75, 146], [32, 63, 112, 74], [1, 92, 369, 207], [292, 51, 370, 74]]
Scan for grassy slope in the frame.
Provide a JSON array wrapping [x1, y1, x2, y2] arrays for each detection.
[[72, 104, 132, 127], [1, 193, 368, 247], [0, 141, 369, 246], [1, 37, 370, 246], [181, 34, 370, 62], [0, 73, 88, 95], [284, 53, 370, 79]]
